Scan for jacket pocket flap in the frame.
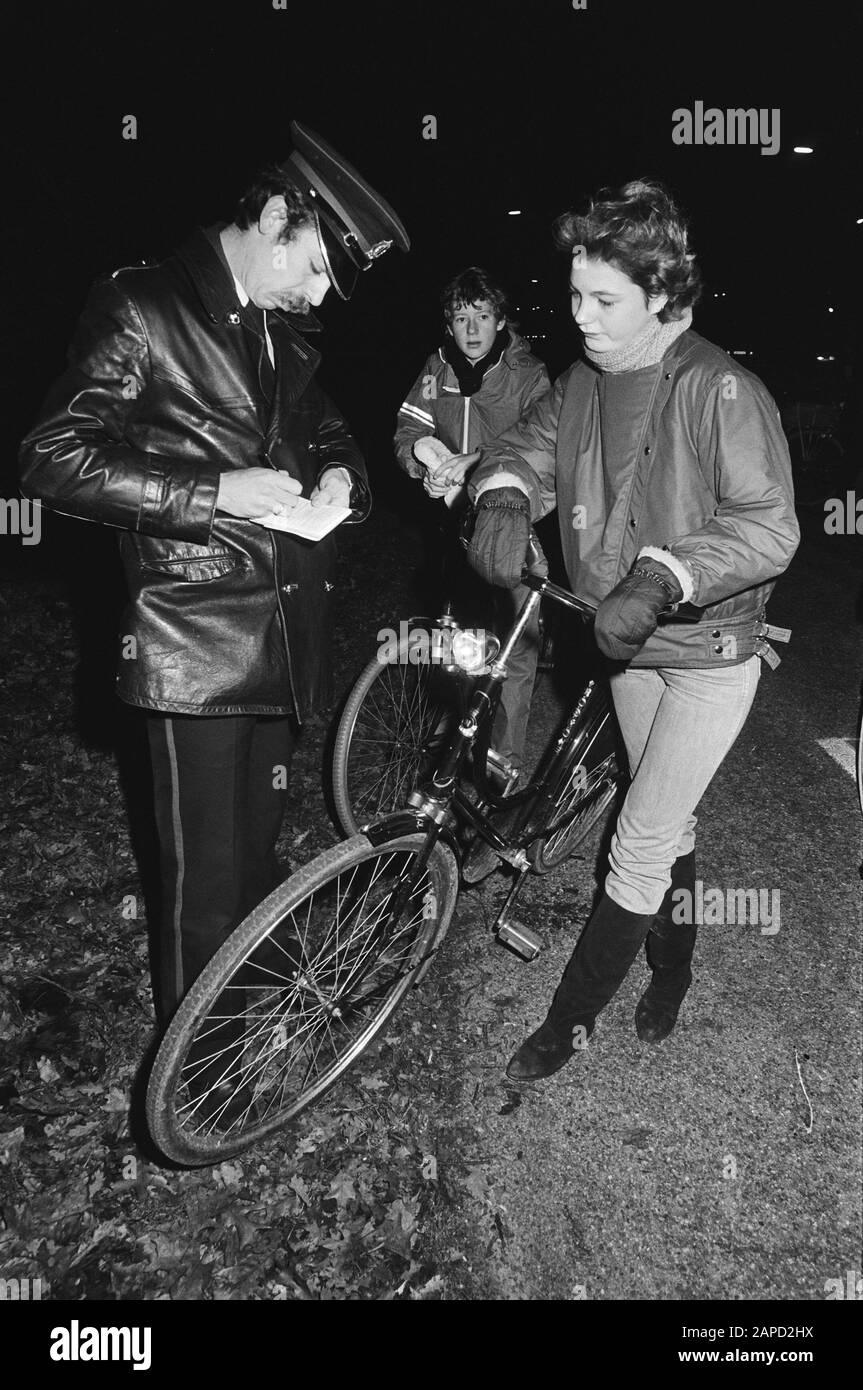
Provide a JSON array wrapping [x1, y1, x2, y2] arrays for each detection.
[[136, 538, 244, 581]]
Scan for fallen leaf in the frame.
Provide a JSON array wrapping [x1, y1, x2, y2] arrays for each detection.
[[411, 1273, 445, 1299], [215, 1161, 244, 1187], [0, 1127, 25, 1164], [289, 1175, 311, 1205], [460, 1168, 491, 1203], [37, 1056, 61, 1084]]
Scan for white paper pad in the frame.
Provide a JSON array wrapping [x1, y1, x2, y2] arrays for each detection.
[[252, 498, 351, 541]]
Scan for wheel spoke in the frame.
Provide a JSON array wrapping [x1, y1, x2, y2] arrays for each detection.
[[343, 654, 463, 823], [152, 836, 456, 1161]]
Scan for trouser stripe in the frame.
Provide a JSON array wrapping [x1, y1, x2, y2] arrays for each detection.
[[164, 717, 186, 997]]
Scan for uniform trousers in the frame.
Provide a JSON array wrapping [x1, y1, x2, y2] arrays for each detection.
[[145, 712, 294, 1028]]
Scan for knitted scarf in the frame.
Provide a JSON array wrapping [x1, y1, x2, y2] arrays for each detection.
[[443, 327, 510, 396], [584, 308, 692, 373]]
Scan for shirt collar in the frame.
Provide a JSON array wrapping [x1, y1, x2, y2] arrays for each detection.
[[231, 272, 250, 308]]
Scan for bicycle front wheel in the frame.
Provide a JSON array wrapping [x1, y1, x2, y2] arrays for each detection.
[[333, 628, 470, 835], [529, 682, 620, 874], [146, 833, 459, 1166]]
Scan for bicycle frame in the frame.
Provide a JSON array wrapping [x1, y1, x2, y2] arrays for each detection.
[[404, 572, 603, 855], [377, 554, 703, 955]]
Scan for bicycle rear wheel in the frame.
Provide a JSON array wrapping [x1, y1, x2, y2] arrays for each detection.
[[333, 626, 470, 835], [528, 681, 620, 873], [146, 832, 459, 1165]]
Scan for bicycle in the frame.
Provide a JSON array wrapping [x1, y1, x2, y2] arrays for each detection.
[[331, 537, 564, 837], [147, 540, 694, 1166]]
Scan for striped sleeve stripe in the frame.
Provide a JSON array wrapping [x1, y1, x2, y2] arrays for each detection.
[[398, 403, 435, 427]]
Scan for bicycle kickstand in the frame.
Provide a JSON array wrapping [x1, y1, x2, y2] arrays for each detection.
[[495, 864, 544, 961]]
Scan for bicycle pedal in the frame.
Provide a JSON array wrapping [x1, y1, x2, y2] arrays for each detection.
[[497, 920, 544, 960]]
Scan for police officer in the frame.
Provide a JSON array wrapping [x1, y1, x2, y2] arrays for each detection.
[[19, 123, 409, 1029]]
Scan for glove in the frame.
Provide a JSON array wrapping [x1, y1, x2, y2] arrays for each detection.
[[467, 488, 531, 589], [594, 559, 684, 661]]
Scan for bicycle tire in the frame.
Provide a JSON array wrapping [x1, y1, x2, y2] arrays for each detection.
[[332, 627, 470, 836], [528, 687, 620, 874], [146, 832, 459, 1166]]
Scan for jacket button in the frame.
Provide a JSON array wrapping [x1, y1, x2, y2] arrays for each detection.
[[713, 644, 724, 653], [629, 518, 636, 527], [281, 583, 298, 594], [644, 446, 651, 455], [711, 629, 721, 638], [665, 372, 671, 380]]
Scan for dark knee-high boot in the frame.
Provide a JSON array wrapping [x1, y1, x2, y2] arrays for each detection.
[[635, 849, 697, 1043], [507, 892, 656, 1081]]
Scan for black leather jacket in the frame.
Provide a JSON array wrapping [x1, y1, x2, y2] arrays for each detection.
[[18, 226, 369, 718]]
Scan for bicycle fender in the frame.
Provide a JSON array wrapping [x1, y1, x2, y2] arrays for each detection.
[[361, 811, 463, 868]]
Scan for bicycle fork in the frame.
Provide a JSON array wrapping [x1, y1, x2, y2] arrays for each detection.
[[406, 586, 552, 961]]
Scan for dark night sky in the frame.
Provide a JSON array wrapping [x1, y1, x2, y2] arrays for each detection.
[[2, 0, 860, 490]]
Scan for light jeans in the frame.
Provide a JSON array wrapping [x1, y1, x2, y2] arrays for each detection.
[[605, 656, 761, 915]]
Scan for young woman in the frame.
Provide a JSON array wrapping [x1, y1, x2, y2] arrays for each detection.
[[458, 179, 799, 1080]]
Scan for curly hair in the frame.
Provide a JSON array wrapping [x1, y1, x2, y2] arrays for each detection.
[[553, 179, 702, 322], [233, 165, 316, 242], [441, 266, 512, 324]]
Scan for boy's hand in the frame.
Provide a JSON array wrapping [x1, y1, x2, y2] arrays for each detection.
[[412, 438, 480, 499], [310, 467, 352, 508], [422, 471, 452, 498], [422, 450, 480, 498]]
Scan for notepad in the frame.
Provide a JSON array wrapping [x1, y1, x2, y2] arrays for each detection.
[[252, 499, 352, 541]]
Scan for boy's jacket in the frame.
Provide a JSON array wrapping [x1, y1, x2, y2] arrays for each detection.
[[394, 331, 550, 474]]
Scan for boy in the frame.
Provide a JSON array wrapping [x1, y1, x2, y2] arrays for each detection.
[[394, 267, 550, 778]]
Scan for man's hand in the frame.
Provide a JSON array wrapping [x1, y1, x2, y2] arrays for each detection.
[[422, 450, 480, 498], [310, 467, 353, 509], [594, 560, 684, 661], [217, 468, 303, 519], [467, 487, 531, 589]]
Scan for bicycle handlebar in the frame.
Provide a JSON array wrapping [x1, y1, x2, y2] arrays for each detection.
[[522, 568, 596, 616], [521, 531, 703, 624], [522, 533, 596, 616]]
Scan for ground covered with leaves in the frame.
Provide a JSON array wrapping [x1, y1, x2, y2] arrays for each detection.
[[7, 509, 852, 1305]]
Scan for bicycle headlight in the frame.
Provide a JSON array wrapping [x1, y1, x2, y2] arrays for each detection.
[[450, 628, 500, 674]]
